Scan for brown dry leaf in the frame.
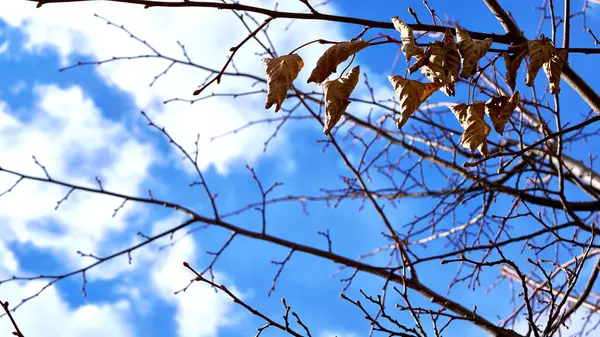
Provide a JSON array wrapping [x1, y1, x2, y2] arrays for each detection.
[[443, 29, 461, 82], [392, 16, 425, 61], [441, 29, 461, 96], [307, 40, 369, 84], [485, 91, 520, 134], [322, 66, 360, 135], [503, 48, 527, 91], [388, 75, 442, 129], [456, 26, 492, 78], [451, 102, 491, 155], [441, 82, 457, 97], [543, 49, 568, 94], [417, 42, 447, 84], [407, 47, 432, 74], [526, 38, 555, 87], [264, 54, 304, 112]]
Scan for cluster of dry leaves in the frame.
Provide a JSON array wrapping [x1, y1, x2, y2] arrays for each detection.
[[262, 18, 568, 155]]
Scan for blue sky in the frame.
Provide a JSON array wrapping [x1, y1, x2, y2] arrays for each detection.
[[0, 1, 599, 337]]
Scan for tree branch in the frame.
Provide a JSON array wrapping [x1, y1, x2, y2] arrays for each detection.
[[483, 0, 600, 114], [31, 0, 513, 42]]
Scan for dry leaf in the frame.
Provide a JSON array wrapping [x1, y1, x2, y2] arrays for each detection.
[[307, 40, 369, 84], [451, 102, 491, 155], [418, 42, 447, 84], [407, 47, 432, 74], [456, 26, 492, 78], [389, 75, 442, 129], [322, 66, 360, 135], [443, 29, 461, 83], [392, 16, 425, 61], [503, 49, 527, 91], [264, 54, 304, 112], [440, 82, 457, 97], [543, 49, 568, 94], [526, 38, 555, 87], [441, 29, 461, 96], [409, 31, 458, 96], [485, 91, 520, 134]]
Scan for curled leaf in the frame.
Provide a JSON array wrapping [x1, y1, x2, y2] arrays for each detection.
[[503, 48, 527, 91], [323, 66, 360, 135], [392, 16, 425, 61], [485, 91, 520, 134], [543, 49, 568, 94], [407, 47, 432, 74], [417, 42, 447, 84], [440, 82, 456, 97], [307, 40, 369, 84], [441, 29, 461, 96], [443, 29, 461, 83], [451, 102, 491, 155], [456, 26, 492, 78], [389, 75, 442, 129], [526, 38, 555, 87], [264, 54, 304, 112]]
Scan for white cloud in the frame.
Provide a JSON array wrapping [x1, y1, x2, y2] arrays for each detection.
[[0, 84, 154, 275], [150, 215, 243, 337], [0, 0, 348, 175], [0, 240, 18, 279], [513, 308, 599, 335], [0, 3, 359, 336], [0, 282, 134, 337], [0, 40, 8, 54], [0, 245, 135, 337], [0, 285, 135, 337], [0, 210, 240, 337], [10, 81, 26, 95], [114, 283, 153, 316]]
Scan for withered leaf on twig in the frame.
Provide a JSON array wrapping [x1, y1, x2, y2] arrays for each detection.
[[442, 29, 461, 96], [451, 102, 491, 155], [456, 26, 492, 78], [526, 38, 555, 87], [389, 75, 442, 129], [263, 54, 304, 112], [543, 49, 568, 94], [407, 47, 432, 74], [307, 40, 369, 84], [503, 43, 528, 91], [392, 16, 425, 61], [323, 66, 360, 135], [409, 30, 459, 97], [413, 42, 447, 84], [485, 91, 520, 134]]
